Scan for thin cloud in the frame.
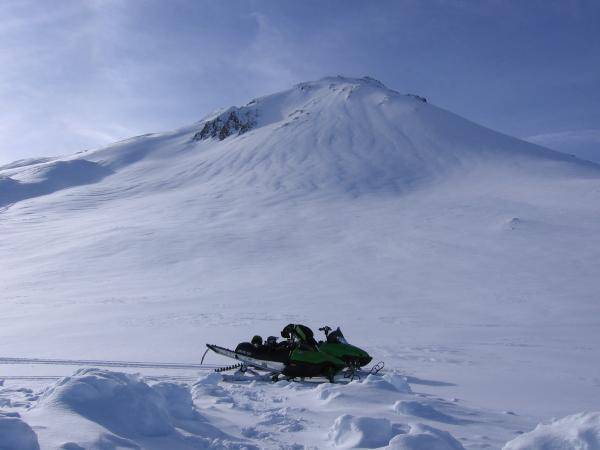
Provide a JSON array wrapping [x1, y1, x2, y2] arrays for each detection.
[[525, 129, 600, 163], [527, 129, 600, 144]]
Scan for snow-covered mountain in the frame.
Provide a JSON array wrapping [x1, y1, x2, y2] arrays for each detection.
[[1, 75, 593, 204], [1, 76, 600, 449]]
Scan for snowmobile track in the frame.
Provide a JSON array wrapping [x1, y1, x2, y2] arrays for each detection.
[[0, 356, 221, 370], [0, 374, 198, 382]]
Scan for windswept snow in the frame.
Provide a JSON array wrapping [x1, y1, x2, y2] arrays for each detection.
[[1, 76, 600, 448], [24, 369, 252, 449], [503, 412, 600, 450], [0, 367, 550, 449], [386, 423, 466, 450], [0, 411, 39, 450], [328, 414, 401, 448], [0, 159, 112, 208]]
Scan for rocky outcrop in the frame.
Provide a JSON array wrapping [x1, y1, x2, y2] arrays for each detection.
[[193, 109, 256, 141], [407, 94, 427, 103]]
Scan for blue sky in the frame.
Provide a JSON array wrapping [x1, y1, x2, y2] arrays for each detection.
[[1, 0, 599, 163]]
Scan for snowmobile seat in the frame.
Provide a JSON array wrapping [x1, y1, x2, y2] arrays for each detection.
[[276, 339, 294, 351], [235, 341, 291, 364], [281, 324, 319, 351]]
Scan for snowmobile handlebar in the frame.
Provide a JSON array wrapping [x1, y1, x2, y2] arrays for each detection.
[[319, 326, 332, 336]]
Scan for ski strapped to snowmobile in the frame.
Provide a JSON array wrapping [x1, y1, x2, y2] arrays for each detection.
[[202, 324, 384, 382]]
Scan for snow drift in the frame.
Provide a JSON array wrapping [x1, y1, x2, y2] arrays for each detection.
[[36, 368, 177, 437], [0, 411, 40, 450], [0, 159, 112, 208], [327, 414, 467, 449], [328, 414, 401, 448], [27, 369, 251, 449], [386, 423, 466, 450], [503, 412, 600, 450]]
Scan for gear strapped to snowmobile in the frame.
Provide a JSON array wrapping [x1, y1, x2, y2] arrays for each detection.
[[202, 324, 382, 382]]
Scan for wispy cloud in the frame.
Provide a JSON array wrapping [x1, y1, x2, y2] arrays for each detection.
[[525, 129, 600, 163], [238, 12, 307, 88], [527, 129, 600, 144]]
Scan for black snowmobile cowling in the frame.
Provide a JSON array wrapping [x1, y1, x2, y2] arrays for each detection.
[[203, 323, 375, 382]]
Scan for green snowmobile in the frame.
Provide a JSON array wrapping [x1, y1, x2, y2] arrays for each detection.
[[203, 323, 380, 382], [317, 326, 372, 370]]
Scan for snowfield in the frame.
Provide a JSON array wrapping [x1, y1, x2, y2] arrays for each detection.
[[1, 76, 599, 448]]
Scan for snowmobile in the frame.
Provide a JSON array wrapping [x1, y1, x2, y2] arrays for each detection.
[[202, 324, 381, 382]]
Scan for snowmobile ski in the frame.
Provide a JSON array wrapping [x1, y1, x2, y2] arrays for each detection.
[[205, 344, 286, 373]]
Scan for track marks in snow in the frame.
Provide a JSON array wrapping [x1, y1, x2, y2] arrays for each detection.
[[0, 356, 217, 371]]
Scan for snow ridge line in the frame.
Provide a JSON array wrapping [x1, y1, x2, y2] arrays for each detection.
[[0, 356, 219, 370]]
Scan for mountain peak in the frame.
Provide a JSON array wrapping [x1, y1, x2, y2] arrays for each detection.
[[295, 75, 390, 90], [168, 75, 594, 196]]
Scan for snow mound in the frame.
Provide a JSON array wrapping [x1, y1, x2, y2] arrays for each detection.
[[151, 381, 198, 420], [192, 372, 234, 404], [0, 159, 112, 207], [386, 423, 465, 450], [314, 383, 344, 402], [360, 373, 413, 393], [29, 369, 251, 449], [503, 411, 600, 450], [328, 414, 400, 448], [382, 372, 413, 393], [0, 411, 40, 450], [312, 373, 413, 408], [37, 368, 174, 437]]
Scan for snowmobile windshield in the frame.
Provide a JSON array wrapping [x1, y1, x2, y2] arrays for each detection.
[[328, 328, 348, 344]]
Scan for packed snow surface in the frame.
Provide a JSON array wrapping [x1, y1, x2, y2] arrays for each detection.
[[1, 76, 600, 448]]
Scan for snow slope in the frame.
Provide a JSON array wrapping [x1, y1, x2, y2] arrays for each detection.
[[1, 76, 600, 448]]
